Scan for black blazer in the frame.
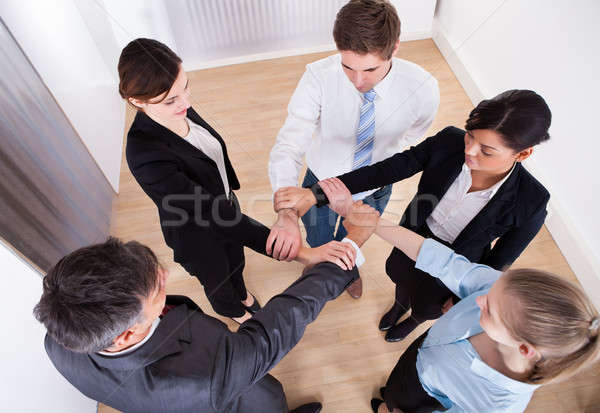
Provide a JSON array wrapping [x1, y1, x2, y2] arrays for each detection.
[[313, 126, 550, 269], [126, 108, 269, 263], [44, 263, 358, 413]]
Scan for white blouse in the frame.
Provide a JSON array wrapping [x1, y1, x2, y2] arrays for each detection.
[[426, 163, 515, 243], [184, 118, 230, 198]]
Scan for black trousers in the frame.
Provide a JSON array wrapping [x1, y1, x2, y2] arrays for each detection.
[[384, 331, 444, 413], [178, 192, 249, 318], [385, 225, 459, 321], [180, 240, 248, 318]]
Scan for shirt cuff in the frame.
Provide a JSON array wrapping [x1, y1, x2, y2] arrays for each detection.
[[341, 238, 365, 268]]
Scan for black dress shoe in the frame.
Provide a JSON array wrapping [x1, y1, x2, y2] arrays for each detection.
[[290, 401, 322, 413], [385, 317, 420, 342], [371, 398, 384, 413], [242, 293, 261, 314], [378, 303, 409, 331]]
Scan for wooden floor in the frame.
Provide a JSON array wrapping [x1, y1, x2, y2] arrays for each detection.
[[106, 40, 600, 412]]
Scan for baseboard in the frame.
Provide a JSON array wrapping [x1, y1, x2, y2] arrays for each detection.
[[184, 44, 338, 71], [431, 19, 484, 105], [184, 31, 433, 71], [432, 18, 600, 307]]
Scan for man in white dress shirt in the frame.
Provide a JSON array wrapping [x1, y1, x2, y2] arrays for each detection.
[[268, 0, 439, 298]]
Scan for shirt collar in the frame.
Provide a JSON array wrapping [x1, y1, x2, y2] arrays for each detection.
[[342, 56, 396, 101], [463, 162, 517, 199], [470, 356, 541, 394], [372, 58, 397, 100], [97, 317, 161, 357]]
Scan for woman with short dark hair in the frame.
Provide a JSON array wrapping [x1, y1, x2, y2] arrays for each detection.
[[118, 38, 356, 323], [275, 89, 552, 341]]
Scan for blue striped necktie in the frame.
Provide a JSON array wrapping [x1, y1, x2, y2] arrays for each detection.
[[352, 89, 376, 170]]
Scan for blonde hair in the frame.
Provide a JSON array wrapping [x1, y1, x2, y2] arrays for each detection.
[[503, 268, 600, 384]]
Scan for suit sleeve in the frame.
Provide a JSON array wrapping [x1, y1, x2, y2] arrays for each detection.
[[210, 262, 358, 409], [128, 145, 270, 255], [309, 127, 461, 207], [483, 197, 548, 270]]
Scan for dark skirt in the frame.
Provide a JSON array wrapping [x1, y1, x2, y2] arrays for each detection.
[[384, 330, 444, 412]]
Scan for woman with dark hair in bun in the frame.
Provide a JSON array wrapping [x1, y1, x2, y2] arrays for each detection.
[[275, 89, 552, 341], [118, 38, 356, 325]]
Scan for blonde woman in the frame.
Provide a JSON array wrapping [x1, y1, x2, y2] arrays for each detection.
[[338, 203, 599, 413]]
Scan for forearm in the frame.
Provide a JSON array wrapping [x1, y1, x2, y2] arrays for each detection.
[[295, 246, 311, 266], [213, 262, 358, 406], [374, 218, 425, 262]]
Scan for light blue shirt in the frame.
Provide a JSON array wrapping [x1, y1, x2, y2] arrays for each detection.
[[414, 239, 540, 412]]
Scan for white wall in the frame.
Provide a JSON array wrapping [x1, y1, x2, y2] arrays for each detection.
[[433, 0, 600, 306], [392, 0, 437, 40], [0, 242, 96, 412], [102, 0, 178, 53], [1, 0, 125, 192], [162, 0, 436, 70]]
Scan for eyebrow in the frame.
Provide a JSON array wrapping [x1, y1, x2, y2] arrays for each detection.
[[164, 79, 189, 102], [341, 62, 380, 72], [481, 143, 499, 152], [467, 131, 500, 152]]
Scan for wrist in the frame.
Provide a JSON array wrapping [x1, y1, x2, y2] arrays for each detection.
[[345, 231, 366, 248], [278, 208, 299, 218], [295, 246, 311, 266], [296, 189, 317, 217]]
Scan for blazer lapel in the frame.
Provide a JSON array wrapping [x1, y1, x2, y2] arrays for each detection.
[[187, 108, 226, 147], [452, 163, 521, 249], [434, 157, 464, 201], [133, 110, 214, 162], [417, 155, 463, 226]]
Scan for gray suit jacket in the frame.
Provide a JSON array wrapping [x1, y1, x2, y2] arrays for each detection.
[[44, 262, 358, 412]]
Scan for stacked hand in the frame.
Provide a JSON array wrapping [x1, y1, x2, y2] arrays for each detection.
[[266, 208, 302, 261], [273, 187, 315, 216], [343, 201, 380, 247], [268, 185, 317, 261], [299, 241, 356, 270], [318, 178, 353, 217]]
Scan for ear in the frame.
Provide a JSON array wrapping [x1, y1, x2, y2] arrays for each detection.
[[515, 147, 533, 162], [110, 328, 136, 349], [128, 97, 145, 109], [518, 342, 539, 360]]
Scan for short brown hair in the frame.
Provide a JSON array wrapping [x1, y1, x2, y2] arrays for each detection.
[[333, 0, 401, 60], [118, 38, 182, 106]]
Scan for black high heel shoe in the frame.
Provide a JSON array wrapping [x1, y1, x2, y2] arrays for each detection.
[[378, 302, 408, 331], [371, 398, 384, 413], [242, 292, 261, 314]]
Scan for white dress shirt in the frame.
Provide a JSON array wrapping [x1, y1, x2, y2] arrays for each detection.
[[426, 163, 516, 243], [184, 118, 230, 198], [268, 53, 439, 198]]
